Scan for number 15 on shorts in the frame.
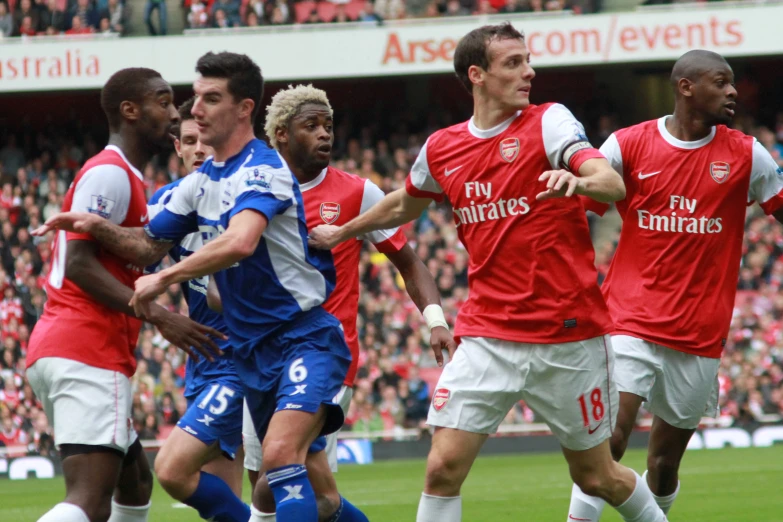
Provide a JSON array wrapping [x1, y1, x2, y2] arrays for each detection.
[[578, 387, 605, 432], [198, 384, 237, 415]]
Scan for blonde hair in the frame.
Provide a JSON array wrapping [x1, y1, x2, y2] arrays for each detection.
[[264, 84, 333, 150]]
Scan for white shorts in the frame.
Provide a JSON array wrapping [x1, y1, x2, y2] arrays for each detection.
[[242, 386, 353, 473], [427, 335, 618, 451], [26, 357, 137, 453], [612, 335, 720, 430]]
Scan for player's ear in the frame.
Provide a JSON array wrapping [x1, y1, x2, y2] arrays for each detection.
[[678, 77, 694, 98], [120, 101, 140, 123], [238, 98, 255, 122], [174, 139, 182, 157], [468, 64, 485, 88], [275, 127, 288, 147]]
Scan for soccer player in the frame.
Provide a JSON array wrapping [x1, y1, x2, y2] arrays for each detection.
[[239, 84, 455, 521], [147, 97, 250, 522], [37, 52, 353, 522], [567, 50, 783, 521], [25, 68, 225, 522], [309, 23, 668, 522]]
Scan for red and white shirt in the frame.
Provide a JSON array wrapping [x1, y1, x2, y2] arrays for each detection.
[[584, 117, 783, 358], [302, 166, 407, 386], [27, 146, 150, 378], [406, 103, 613, 344]]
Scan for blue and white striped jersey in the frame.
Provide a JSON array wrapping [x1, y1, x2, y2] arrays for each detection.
[[147, 179, 238, 398], [145, 138, 336, 354]]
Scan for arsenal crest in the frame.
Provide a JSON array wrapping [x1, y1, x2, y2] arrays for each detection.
[[499, 138, 520, 163], [710, 161, 730, 184], [320, 202, 340, 224], [432, 388, 450, 411]]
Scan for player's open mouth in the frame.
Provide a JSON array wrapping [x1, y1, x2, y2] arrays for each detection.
[[193, 160, 204, 168], [316, 145, 331, 155], [724, 102, 736, 116]]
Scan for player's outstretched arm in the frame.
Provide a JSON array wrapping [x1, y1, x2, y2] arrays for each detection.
[[386, 245, 456, 366], [536, 158, 625, 203], [66, 240, 225, 361], [206, 275, 223, 314], [309, 188, 432, 250], [33, 211, 172, 267], [130, 210, 267, 317]]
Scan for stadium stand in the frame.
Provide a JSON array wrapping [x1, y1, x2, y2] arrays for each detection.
[[1, 70, 783, 457]]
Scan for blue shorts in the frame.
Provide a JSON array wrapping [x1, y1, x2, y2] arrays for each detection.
[[177, 378, 244, 460], [237, 308, 351, 444]]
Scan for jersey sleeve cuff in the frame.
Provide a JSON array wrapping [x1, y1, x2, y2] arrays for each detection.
[[569, 148, 606, 173], [759, 192, 783, 215], [405, 176, 444, 202], [373, 229, 407, 254], [66, 231, 95, 242]]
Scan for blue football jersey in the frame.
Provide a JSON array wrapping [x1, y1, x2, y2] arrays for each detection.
[[145, 139, 336, 357], [147, 180, 238, 398]]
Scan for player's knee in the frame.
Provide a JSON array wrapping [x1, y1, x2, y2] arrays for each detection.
[[572, 473, 607, 499], [80, 497, 113, 522], [647, 453, 681, 483], [154, 452, 185, 493], [424, 450, 464, 495], [609, 429, 629, 461], [260, 438, 304, 470]]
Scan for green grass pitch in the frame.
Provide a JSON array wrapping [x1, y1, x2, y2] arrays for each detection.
[[2, 446, 780, 521]]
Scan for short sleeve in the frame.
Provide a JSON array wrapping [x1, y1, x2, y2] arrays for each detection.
[[230, 166, 293, 222], [541, 104, 605, 172], [405, 140, 445, 202], [748, 139, 783, 215], [68, 164, 131, 241], [360, 179, 408, 253], [145, 176, 198, 243], [599, 134, 624, 177]]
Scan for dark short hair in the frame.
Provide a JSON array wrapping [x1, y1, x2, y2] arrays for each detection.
[[100, 67, 163, 131], [454, 22, 525, 94], [172, 96, 196, 138], [195, 52, 264, 124]]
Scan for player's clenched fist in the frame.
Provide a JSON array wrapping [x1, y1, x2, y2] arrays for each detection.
[[130, 272, 168, 319], [308, 224, 342, 250], [536, 169, 583, 201]]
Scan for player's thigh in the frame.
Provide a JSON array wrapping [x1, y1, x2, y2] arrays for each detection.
[[648, 349, 721, 430], [33, 357, 134, 453], [426, 337, 525, 435], [523, 335, 619, 451]]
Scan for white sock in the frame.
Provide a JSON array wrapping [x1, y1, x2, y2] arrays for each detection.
[[643, 470, 679, 515], [614, 472, 667, 522], [416, 493, 462, 522], [38, 502, 90, 522], [567, 482, 607, 521], [250, 503, 276, 522], [108, 500, 151, 522]]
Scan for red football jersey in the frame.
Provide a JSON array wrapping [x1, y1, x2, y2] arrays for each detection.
[[406, 103, 612, 344], [27, 146, 150, 377], [301, 166, 407, 386], [584, 118, 783, 358]]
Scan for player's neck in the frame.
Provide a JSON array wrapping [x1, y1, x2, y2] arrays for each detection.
[[666, 111, 713, 142], [213, 127, 256, 163], [472, 98, 518, 131], [108, 133, 152, 173]]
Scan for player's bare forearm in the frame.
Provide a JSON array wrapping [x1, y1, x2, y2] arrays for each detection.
[[386, 245, 442, 312], [576, 158, 626, 203], [158, 210, 267, 287], [339, 189, 431, 242], [87, 219, 172, 267]]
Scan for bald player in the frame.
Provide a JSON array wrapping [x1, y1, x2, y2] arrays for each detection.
[[569, 50, 783, 521]]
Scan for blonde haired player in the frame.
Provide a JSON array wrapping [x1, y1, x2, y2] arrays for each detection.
[[237, 83, 453, 521], [310, 23, 668, 522]]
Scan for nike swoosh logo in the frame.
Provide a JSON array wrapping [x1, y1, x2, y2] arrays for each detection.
[[569, 516, 592, 521], [140, 215, 147, 222], [444, 165, 463, 177], [638, 170, 662, 180], [587, 421, 604, 435]]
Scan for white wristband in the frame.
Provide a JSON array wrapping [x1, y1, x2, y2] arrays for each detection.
[[423, 304, 448, 331]]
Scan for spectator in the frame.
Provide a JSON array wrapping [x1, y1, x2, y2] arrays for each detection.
[[358, 1, 382, 22], [187, 0, 209, 27], [0, 136, 25, 178], [302, 8, 322, 23], [13, 0, 39, 34], [144, 0, 167, 34], [0, 3, 14, 37], [99, 0, 125, 33], [65, 14, 92, 33], [69, 0, 99, 30]]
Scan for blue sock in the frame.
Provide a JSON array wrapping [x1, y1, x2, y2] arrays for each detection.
[[183, 471, 251, 522], [326, 497, 370, 522], [267, 464, 318, 522]]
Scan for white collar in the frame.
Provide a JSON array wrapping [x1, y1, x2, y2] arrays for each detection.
[[299, 168, 327, 192], [468, 111, 522, 139], [657, 116, 716, 150], [105, 145, 143, 181]]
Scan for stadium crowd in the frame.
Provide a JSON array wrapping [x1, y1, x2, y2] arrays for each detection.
[[1, 102, 783, 457]]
